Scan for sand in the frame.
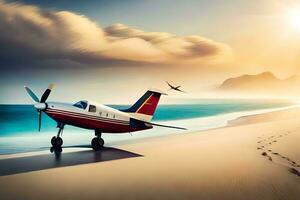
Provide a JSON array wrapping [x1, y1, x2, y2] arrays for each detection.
[[1, 108, 300, 200]]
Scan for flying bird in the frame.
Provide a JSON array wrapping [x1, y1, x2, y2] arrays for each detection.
[[166, 81, 186, 93]]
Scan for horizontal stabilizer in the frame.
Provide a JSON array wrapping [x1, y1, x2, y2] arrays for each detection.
[[130, 118, 187, 130], [145, 121, 187, 130]]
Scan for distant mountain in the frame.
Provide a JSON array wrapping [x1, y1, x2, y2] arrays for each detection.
[[218, 72, 300, 97]]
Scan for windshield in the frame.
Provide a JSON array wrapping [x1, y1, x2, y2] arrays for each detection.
[[73, 101, 88, 109]]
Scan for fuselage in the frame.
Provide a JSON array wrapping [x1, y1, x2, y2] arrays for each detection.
[[44, 101, 152, 133]]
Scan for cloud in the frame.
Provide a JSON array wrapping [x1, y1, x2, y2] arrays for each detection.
[[105, 24, 229, 60], [0, 1, 231, 66]]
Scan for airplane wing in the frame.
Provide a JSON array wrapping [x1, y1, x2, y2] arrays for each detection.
[[175, 88, 186, 93], [145, 121, 187, 130], [166, 81, 173, 88]]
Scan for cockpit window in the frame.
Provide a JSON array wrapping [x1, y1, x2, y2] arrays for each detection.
[[73, 101, 88, 110], [89, 105, 96, 112]]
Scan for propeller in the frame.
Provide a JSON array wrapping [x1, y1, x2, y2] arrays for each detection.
[[41, 84, 54, 103], [24, 86, 39, 102], [24, 84, 54, 132]]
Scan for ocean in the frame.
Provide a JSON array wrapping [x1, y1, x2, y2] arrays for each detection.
[[0, 99, 295, 154]]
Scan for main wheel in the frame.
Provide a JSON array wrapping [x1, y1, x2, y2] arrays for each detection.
[[98, 138, 104, 147], [51, 136, 63, 147], [50, 146, 62, 153], [51, 136, 56, 146], [91, 137, 104, 150]]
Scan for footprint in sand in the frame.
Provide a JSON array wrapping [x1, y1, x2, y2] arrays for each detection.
[[261, 152, 273, 161], [269, 157, 273, 161], [288, 167, 300, 177], [267, 151, 300, 176], [290, 161, 300, 167], [257, 132, 300, 178]]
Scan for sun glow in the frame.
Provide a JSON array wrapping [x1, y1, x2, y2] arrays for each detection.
[[287, 8, 300, 31]]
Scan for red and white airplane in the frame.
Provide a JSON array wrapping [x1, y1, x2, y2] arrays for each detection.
[[24, 84, 186, 150]]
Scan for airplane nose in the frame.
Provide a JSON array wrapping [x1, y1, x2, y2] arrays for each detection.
[[34, 103, 47, 110]]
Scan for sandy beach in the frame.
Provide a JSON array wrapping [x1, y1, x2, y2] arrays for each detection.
[[1, 108, 300, 200]]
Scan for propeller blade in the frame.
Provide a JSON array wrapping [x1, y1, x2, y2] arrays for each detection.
[[40, 84, 54, 103], [24, 86, 39, 103], [38, 110, 42, 132]]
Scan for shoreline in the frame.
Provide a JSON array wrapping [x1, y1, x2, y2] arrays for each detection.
[[0, 104, 299, 156]]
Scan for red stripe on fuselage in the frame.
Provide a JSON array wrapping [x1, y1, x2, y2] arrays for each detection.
[[45, 108, 149, 133]]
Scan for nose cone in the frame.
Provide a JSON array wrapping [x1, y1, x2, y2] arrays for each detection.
[[34, 103, 46, 110]]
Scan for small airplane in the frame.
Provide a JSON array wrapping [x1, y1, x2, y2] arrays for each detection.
[[166, 81, 185, 93], [24, 84, 186, 150]]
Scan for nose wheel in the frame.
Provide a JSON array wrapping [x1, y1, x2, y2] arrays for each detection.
[[92, 130, 104, 150], [51, 124, 64, 148], [51, 136, 63, 147]]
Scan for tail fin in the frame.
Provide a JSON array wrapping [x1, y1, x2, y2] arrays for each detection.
[[122, 90, 166, 122]]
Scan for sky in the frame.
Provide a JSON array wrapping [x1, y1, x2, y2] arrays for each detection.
[[1, 0, 300, 104]]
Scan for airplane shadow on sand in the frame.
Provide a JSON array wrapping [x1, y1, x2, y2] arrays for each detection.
[[0, 146, 143, 176]]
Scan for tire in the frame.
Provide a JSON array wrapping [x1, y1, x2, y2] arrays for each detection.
[[99, 138, 104, 147], [50, 146, 62, 153], [56, 137, 63, 147], [91, 137, 104, 150], [51, 136, 57, 146], [51, 136, 63, 147]]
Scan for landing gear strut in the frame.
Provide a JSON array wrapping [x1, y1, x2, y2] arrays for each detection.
[[91, 130, 104, 150], [51, 123, 64, 148]]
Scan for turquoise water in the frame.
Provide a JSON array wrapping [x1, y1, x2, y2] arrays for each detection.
[[0, 99, 293, 137]]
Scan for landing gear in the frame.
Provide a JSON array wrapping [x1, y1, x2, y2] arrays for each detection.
[[91, 130, 104, 150], [91, 137, 104, 150], [51, 123, 64, 148], [51, 136, 63, 147]]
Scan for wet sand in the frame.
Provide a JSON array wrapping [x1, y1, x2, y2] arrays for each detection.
[[1, 108, 300, 200]]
